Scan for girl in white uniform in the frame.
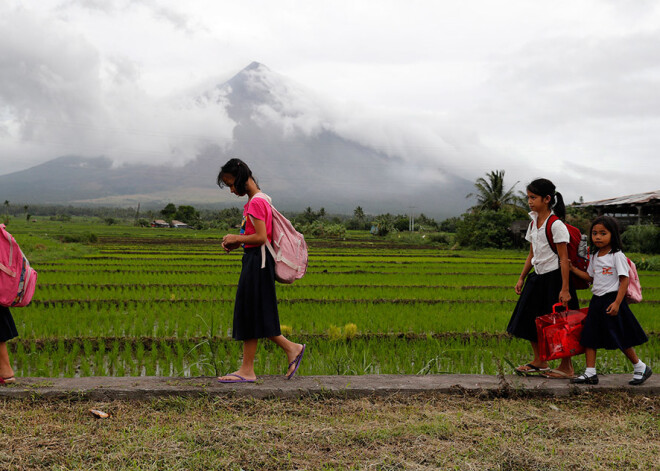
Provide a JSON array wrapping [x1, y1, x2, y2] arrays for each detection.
[[569, 216, 650, 385], [507, 178, 579, 378]]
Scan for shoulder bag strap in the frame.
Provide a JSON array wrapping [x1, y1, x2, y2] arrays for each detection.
[[545, 214, 559, 255]]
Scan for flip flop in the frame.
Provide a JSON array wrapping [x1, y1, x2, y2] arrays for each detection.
[[217, 373, 256, 383], [542, 369, 575, 379], [0, 377, 16, 385], [515, 363, 550, 376], [286, 344, 306, 380]]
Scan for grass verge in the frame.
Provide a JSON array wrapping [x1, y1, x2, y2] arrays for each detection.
[[1, 393, 658, 470]]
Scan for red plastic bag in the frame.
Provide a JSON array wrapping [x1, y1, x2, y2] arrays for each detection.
[[536, 303, 589, 361]]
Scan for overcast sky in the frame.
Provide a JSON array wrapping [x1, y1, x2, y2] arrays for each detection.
[[1, 0, 659, 204]]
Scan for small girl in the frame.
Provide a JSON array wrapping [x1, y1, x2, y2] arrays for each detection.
[[570, 216, 651, 385], [507, 178, 580, 378], [0, 306, 17, 385], [216, 158, 305, 383]]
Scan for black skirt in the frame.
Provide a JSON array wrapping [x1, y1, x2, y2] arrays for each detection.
[[580, 291, 648, 350], [507, 269, 580, 342], [0, 305, 18, 343], [232, 246, 281, 341]]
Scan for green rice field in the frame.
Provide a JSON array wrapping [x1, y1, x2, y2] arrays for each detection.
[[6, 218, 660, 378]]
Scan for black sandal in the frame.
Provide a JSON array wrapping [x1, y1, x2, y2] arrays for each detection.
[[629, 366, 652, 385], [515, 363, 550, 376], [571, 373, 598, 385]]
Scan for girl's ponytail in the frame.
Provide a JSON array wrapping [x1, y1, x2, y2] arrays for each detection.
[[553, 192, 566, 220], [527, 178, 566, 220]]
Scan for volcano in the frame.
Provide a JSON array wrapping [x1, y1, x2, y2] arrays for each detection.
[[0, 62, 473, 217]]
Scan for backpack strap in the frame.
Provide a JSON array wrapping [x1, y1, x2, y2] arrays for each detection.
[[544, 214, 560, 255], [248, 193, 276, 270], [2, 226, 14, 268], [0, 262, 16, 277], [251, 192, 272, 205]]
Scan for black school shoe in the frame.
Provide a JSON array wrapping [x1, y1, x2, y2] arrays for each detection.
[[571, 373, 599, 385], [629, 366, 652, 385]]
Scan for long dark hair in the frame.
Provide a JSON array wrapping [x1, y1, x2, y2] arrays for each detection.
[[590, 215, 623, 254], [216, 158, 257, 196], [527, 178, 566, 220]]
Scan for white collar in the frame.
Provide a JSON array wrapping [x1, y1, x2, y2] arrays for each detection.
[[529, 210, 555, 228]]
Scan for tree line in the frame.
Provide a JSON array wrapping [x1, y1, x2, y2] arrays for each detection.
[[3, 170, 658, 253]]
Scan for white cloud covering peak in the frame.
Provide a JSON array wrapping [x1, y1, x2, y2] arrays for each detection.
[[1, 0, 659, 204]]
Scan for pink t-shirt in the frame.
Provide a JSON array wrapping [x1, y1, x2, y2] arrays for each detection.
[[242, 197, 273, 248]]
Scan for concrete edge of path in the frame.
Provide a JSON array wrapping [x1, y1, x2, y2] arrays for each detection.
[[1, 374, 657, 400]]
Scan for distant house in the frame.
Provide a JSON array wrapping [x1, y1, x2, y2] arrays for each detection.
[[572, 190, 660, 226], [151, 219, 169, 228], [510, 219, 530, 247], [170, 220, 190, 229]]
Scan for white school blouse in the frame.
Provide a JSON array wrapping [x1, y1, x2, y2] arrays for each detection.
[[587, 251, 629, 296], [525, 211, 570, 275]]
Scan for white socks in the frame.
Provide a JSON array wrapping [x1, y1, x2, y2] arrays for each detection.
[[633, 360, 646, 379], [584, 367, 597, 377], [581, 362, 647, 379]]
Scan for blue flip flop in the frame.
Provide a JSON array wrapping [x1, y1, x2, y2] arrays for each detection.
[[218, 373, 256, 383], [286, 344, 306, 380]]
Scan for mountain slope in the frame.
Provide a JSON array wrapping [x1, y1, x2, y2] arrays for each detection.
[[0, 62, 473, 217]]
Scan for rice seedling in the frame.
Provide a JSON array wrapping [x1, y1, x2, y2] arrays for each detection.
[[4, 219, 658, 377]]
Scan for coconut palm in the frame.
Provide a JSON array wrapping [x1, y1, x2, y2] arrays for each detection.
[[353, 206, 365, 222], [467, 170, 521, 211]]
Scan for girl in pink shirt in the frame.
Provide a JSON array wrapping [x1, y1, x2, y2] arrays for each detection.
[[216, 158, 305, 383]]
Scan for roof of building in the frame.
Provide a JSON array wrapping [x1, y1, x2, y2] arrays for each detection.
[[573, 190, 660, 208]]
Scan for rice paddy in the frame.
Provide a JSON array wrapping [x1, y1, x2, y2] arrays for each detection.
[[7, 219, 659, 378]]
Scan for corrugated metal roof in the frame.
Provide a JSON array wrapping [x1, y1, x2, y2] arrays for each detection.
[[574, 190, 660, 207]]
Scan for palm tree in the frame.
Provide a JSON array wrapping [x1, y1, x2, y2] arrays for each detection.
[[467, 170, 521, 211], [353, 206, 365, 222]]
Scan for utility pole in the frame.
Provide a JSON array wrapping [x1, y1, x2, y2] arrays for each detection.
[[409, 206, 415, 232]]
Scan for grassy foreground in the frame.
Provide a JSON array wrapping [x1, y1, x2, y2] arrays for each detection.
[[1, 393, 658, 470]]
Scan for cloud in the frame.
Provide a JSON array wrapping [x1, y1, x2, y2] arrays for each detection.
[[58, 0, 199, 34], [242, 65, 501, 183], [2, 0, 658, 206], [486, 33, 660, 123], [0, 4, 234, 173]]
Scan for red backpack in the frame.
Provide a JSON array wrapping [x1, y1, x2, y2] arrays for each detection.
[[544, 215, 590, 290]]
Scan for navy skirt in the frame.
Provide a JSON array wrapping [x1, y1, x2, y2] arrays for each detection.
[[0, 306, 18, 343], [580, 291, 648, 350], [232, 246, 281, 341], [507, 269, 579, 342]]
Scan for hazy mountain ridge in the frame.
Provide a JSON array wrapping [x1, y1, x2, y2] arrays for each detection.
[[0, 62, 473, 217]]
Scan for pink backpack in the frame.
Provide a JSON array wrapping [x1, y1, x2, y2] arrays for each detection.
[[0, 224, 38, 307], [251, 193, 308, 284], [625, 257, 642, 304]]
